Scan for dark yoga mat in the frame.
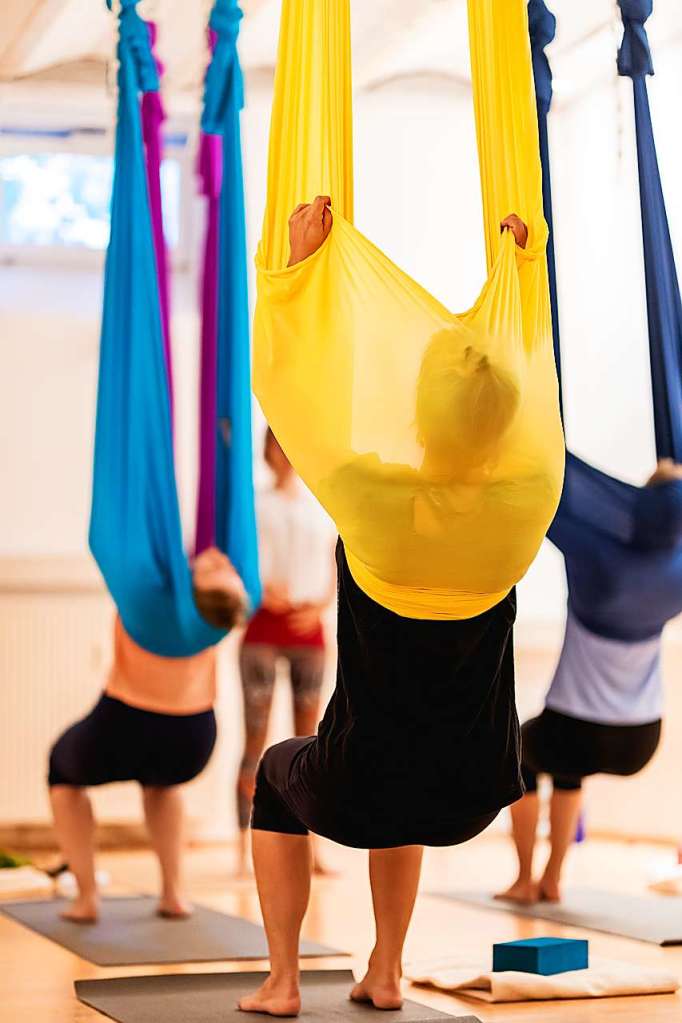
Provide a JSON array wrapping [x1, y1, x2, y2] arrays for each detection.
[[431, 889, 682, 946], [0, 896, 344, 965], [75, 971, 479, 1022]]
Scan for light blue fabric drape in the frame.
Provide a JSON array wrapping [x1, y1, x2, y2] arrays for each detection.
[[90, 0, 224, 655], [200, 0, 261, 610]]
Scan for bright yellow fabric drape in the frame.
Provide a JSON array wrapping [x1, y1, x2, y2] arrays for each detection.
[[254, 0, 565, 620]]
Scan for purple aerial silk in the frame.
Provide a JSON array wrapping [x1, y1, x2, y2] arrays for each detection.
[[141, 21, 173, 419], [195, 30, 223, 554]]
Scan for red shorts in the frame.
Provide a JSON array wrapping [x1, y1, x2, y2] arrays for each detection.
[[243, 608, 325, 649]]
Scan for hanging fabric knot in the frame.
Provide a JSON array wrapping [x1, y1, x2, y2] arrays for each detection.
[[202, 0, 245, 135], [617, 0, 654, 79], [115, 0, 160, 94], [527, 0, 556, 112], [209, 0, 243, 45]]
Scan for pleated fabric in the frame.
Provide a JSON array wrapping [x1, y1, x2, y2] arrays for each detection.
[[253, 0, 564, 620], [90, 0, 223, 656], [196, 0, 261, 610], [530, 0, 682, 642]]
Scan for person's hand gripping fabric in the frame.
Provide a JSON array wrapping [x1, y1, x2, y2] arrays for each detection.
[[287, 195, 333, 266]]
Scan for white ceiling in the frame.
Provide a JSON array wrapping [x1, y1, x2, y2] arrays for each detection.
[[0, 0, 681, 109]]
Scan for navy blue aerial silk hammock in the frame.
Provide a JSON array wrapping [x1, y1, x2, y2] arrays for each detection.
[[528, 0, 682, 643], [90, 0, 259, 657]]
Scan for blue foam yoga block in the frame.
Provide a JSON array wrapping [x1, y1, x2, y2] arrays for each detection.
[[493, 937, 589, 976]]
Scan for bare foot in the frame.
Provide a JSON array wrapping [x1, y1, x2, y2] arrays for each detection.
[[350, 969, 403, 1011], [158, 895, 194, 919], [494, 879, 540, 905], [60, 894, 99, 924], [538, 876, 561, 903], [238, 976, 301, 1017]]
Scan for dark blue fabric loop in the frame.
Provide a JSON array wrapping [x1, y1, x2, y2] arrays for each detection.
[[528, 0, 556, 112], [202, 0, 244, 134], [118, 2, 159, 94], [534, 0, 682, 643], [617, 0, 654, 78], [620, 0, 653, 21], [528, 1, 561, 401]]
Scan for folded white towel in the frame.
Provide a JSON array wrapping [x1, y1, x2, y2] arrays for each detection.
[[405, 957, 680, 1003]]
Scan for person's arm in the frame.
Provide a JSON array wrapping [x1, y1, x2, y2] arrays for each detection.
[[261, 581, 293, 615], [287, 195, 333, 267]]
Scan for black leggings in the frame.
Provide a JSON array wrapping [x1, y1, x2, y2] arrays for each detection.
[[521, 708, 662, 793], [49, 694, 217, 788], [251, 738, 499, 849]]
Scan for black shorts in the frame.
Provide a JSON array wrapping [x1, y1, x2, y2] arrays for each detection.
[[251, 738, 499, 849], [521, 708, 662, 792], [48, 694, 217, 789]]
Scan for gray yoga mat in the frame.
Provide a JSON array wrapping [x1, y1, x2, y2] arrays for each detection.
[[0, 896, 343, 965], [75, 971, 478, 1022], [431, 888, 682, 946]]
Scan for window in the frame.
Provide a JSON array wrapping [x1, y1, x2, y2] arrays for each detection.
[[0, 152, 182, 252]]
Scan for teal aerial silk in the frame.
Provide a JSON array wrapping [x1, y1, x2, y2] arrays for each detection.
[[90, 0, 227, 656], [196, 0, 261, 609]]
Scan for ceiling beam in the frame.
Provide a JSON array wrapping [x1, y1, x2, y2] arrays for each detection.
[[0, 0, 74, 79]]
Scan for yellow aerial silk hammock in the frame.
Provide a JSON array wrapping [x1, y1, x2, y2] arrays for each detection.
[[254, 0, 565, 620]]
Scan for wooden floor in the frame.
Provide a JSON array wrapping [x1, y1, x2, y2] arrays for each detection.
[[2, 834, 681, 1022]]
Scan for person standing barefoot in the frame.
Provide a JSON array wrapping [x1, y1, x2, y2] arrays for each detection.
[[238, 199, 529, 1016]]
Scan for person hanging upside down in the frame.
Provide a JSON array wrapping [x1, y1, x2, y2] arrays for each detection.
[[498, 458, 682, 905], [238, 199, 534, 1018], [236, 427, 337, 877], [48, 549, 246, 923]]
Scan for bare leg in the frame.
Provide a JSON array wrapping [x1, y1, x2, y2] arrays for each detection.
[[237, 645, 276, 878], [351, 845, 424, 1010], [293, 699, 332, 877], [539, 788, 582, 902], [236, 739, 268, 878], [239, 831, 311, 1016], [237, 826, 253, 879], [496, 792, 541, 903], [142, 786, 192, 918], [50, 786, 99, 922]]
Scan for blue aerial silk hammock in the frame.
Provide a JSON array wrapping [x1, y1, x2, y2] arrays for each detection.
[[529, 0, 682, 643], [90, 0, 258, 656], [199, 0, 260, 606]]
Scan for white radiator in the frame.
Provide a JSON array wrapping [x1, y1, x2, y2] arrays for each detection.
[[0, 580, 113, 823], [0, 559, 309, 841]]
